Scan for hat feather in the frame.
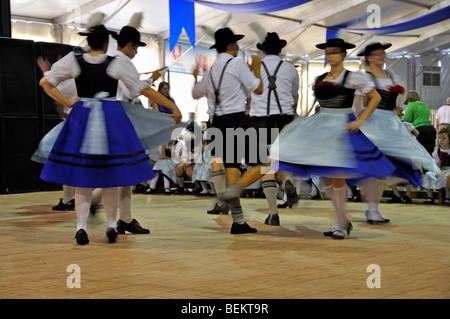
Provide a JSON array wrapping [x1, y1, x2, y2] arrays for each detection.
[[128, 12, 143, 29], [87, 12, 105, 28], [248, 22, 266, 43]]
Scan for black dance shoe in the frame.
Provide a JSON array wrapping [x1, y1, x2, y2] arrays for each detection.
[[277, 202, 288, 209], [323, 222, 353, 238], [264, 214, 280, 226], [75, 229, 89, 245], [389, 195, 401, 203], [116, 219, 150, 234], [424, 198, 435, 204], [403, 196, 412, 204], [53, 199, 75, 211], [284, 180, 299, 208], [133, 184, 149, 194], [230, 222, 257, 234], [106, 227, 118, 243], [207, 202, 230, 215]]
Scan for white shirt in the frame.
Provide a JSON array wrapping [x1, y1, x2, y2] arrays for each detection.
[[249, 55, 299, 117], [192, 53, 260, 117], [435, 105, 450, 124], [45, 51, 147, 100]]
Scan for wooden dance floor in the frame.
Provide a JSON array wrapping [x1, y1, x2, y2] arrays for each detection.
[[0, 190, 448, 300]]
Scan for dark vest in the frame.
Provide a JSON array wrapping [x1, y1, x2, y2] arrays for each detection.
[[74, 53, 118, 98], [367, 71, 398, 111], [313, 70, 355, 109], [438, 149, 450, 167]]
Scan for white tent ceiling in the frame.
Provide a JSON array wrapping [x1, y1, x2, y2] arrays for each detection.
[[10, 0, 450, 63]]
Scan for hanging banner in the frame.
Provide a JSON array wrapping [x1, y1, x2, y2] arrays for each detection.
[[169, 0, 313, 51], [169, 0, 196, 51]]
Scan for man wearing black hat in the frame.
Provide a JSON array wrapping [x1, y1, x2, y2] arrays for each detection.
[[215, 32, 300, 225], [250, 32, 299, 225], [192, 27, 263, 234]]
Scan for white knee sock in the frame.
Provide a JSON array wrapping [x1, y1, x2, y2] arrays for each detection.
[[75, 187, 92, 231], [331, 186, 349, 230], [163, 176, 171, 189], [150, 173, 160, 189], [361, 180, 384, 212], [119, 186, 132, 223], [103, 187, 119, 229], [91, 188, 102, 207]]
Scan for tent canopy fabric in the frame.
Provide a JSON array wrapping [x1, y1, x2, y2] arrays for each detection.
[[9, 0, 450, 62]]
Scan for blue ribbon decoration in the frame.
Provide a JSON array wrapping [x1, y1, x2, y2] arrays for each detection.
[[169, 0, 196, 51], [188, 0, 313, 14]]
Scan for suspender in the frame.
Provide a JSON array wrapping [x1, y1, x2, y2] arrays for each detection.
[[262, 60, 284, 116], [210, 58, 232, 112]]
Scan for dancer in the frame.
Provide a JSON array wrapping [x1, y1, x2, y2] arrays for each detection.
[[353, 42, 440, 221], [38, 13, 181, 245], [269, 38, 394, 239], [192, 27, 263, 234], [218, 32, 299, 225]]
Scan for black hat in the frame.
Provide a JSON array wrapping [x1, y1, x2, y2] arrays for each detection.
[[257, 32, 287, 52], [357, 42, 392, 56], [112, 26, 146, 46], [210, 27, 244, 49], [316, 38, 356, 50], [78, 24, 117, 36]]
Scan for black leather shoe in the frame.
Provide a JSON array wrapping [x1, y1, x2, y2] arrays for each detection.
[[230, 222, 257, 234], [403, 196, 412, 204], [106, 227, 118, 243], [424, 198, 435, 204], [133, 184, 149, 194], [264, 214, 280, 226], [117, 219, 150, 234], [143, 188, 156, 194], [284, 180, 298, 208], [75, 229, 89, 245], [389, 195, 401, 203], [53, 199, 75, 211], [277, 202, 288, 209], [207, 202, 230, 215]]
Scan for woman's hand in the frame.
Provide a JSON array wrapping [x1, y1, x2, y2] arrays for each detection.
[[347, 118, 364, 132]]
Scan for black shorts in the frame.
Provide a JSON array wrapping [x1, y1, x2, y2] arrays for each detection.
[[209, 112, 259, 169], [208, 112, 294, 169]]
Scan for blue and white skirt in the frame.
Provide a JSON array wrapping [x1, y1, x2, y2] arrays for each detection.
[[270, 108, 398, 180], [153, 159, 179, 183], [357, 108, 440, 185], [36, 96, 183, 188], [192, 161, 213, 183]]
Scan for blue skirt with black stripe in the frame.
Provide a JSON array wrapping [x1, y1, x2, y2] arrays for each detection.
[[270, 108, 412, 182], [40, 99, 155, 188]]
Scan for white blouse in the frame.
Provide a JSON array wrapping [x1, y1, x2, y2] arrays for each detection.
[[45, 50, 147, 100]]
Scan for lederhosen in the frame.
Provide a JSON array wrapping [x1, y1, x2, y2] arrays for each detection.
[[252, 60, 294, 162], [209, 58, 257, 168]]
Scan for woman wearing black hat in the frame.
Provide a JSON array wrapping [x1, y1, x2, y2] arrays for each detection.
[[38, 14, 182, 245], [270, 38, 400, 239], [353, 42, 440, 219]]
